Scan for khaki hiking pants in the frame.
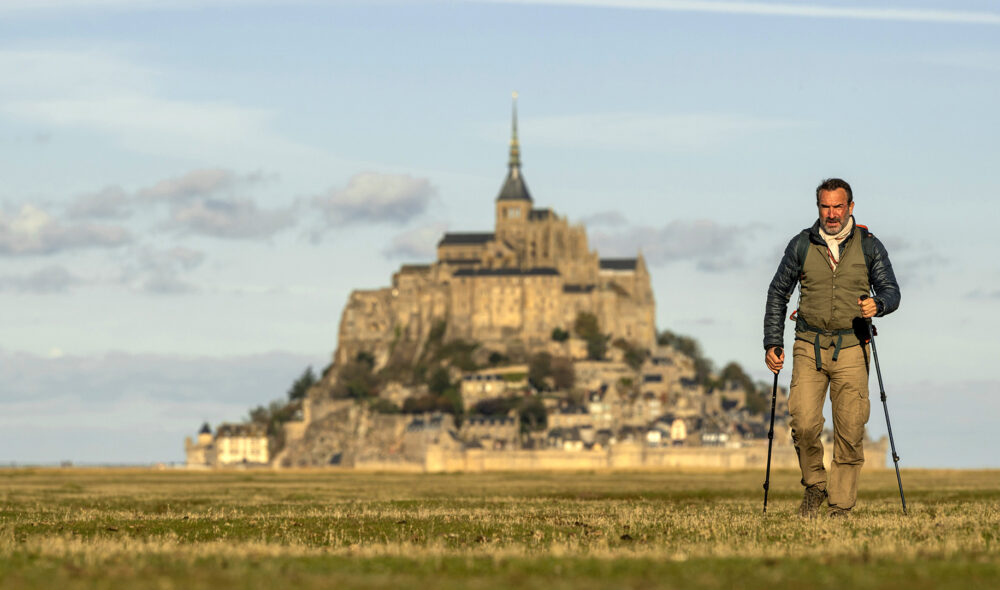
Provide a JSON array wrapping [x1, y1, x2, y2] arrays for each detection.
[[788, 339, 871, 510]]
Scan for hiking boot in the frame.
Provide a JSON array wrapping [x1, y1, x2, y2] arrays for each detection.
[[798, 485, 828, 518], [828, 507, 851, 519]]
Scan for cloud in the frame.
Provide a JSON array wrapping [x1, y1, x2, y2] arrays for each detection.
[[121, 246, 206, 295], [383, 223, 448, 260], [4, 0, 999, 25], [966, 288, 1000, 300], [0, 50, 324, 164], [137, 168, 264, 202], [0, 203, 131, 256], [314, 172, 435, 227], [516, 112, 806, 152], [67, 185, 132, 219], [165, 197, 295, 240], [579, 211, 629, 227], [471, 1, 1000, 25], [0, 265, 81, 294], [0, 349, 326, 464], [591, 219, 749, 271]]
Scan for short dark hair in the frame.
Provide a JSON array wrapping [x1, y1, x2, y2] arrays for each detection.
[[816, 178, 853, 204]]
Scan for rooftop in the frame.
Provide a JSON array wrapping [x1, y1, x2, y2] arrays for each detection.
[[439, 232, 495, 246]]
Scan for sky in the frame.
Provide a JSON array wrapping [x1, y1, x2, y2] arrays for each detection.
[[1, 0, 998, 467]]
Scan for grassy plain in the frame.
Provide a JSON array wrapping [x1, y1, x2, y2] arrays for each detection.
[[1, 468, 998, 589]]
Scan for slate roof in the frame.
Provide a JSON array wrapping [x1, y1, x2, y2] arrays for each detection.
[[599, 258, 638, 271], [497, 167, 532, 202], [399, 264, 431, 274], [453, 267, 559, 277], [439, 232, 495, 246]]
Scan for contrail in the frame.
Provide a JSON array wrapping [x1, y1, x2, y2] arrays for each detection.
[[471, 0, 1000, 25]]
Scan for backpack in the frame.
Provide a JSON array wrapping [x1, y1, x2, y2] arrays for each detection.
[[792, 224, 876, 275]]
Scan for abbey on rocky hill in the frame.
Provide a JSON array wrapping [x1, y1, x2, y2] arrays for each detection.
[[335, 96, 656, 369]]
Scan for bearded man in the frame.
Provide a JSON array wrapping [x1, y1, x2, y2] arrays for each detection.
[[763, 178, 900, 518]]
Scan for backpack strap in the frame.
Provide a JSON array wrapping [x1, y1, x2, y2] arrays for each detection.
[[793, 229, 811, 273], [856, 224, 873, 267], [856, 223, 876, 284]]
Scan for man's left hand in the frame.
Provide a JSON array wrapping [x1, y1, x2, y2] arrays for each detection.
[[858, 297, 878, 319]]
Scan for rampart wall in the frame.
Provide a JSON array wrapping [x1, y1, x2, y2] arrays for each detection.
[[348, 438, 890, 473]]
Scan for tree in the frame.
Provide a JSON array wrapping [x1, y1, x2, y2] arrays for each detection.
[[528, 352, 552, 391], [574, 312, 609, 360], [518, 397, 547, 434], [551, 327, 570, 342], [287, 366, 316, 401], [369, 398, 401, 414], [332, 352, 377, 399], [474, 397, 518, 416], [719, 361, 754, 393], [574, 312, 601, 341], [428, 367, 452, 396], [551, 356, 575, 390], [488, 351, 509, 366], [614, 338, 648, 371], [658, 329, 713, 386], [657, 330, 700, 358]]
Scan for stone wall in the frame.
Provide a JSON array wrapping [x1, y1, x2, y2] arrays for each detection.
[[346, 437, 891, 473]]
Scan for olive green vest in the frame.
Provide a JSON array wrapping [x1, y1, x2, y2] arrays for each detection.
[[795, 227, 869, 364]]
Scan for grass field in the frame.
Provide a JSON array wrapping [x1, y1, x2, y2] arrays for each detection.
[[1, 468, 998, 589]]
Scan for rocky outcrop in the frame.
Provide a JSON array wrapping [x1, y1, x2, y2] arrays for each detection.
[[276, 399, 459, 468]]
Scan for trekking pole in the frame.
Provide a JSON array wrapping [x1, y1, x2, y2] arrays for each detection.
[[860, 295, 907, 515], [762, 346, 782, 514]]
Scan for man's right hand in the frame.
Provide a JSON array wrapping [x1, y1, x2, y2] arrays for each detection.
[[765, 346, 785, 374]]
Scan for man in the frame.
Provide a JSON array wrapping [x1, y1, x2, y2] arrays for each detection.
[[763, 178, 900, 518]]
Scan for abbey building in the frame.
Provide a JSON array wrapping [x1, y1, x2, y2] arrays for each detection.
[[335, 97, 656, 367]]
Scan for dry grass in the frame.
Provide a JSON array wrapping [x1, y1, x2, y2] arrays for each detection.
[[1, 468, 998, 589]]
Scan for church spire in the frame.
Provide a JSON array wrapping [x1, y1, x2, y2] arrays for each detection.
[[509, 91, 521, 169], [496, 91, 532, 202]]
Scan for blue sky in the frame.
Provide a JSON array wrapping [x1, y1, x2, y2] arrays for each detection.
[[1, 0, 998, 466]]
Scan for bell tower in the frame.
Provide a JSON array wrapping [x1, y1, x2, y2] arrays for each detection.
[[495, 92, 532, 243]]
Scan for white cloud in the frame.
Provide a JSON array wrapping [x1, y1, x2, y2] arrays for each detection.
[[0, 203, 131, 256], [966, 288, 1000, 300], [3, 0, 999, 25], [7, 96, 282, 158], [67, 185, 132, 219], [121, 246, 207, 295], [137, 168, 265, 202], [472, 0, 1000, 25], [591, 219, 751, 271], [0, 50, 156, 99], [314, 172, 435, 227], [166, 197, 295, 240], [383, 223, 449, 260], [0, 349, 326, 464], [0, 265, 82, 294], [0, 50, 324, 164]]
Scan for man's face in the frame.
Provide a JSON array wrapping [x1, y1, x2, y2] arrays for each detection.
[[817, 188, 854, 234]]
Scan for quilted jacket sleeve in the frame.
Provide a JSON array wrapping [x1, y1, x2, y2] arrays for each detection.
[[868, 235, 901, 317], [763, 234, 803, 351]]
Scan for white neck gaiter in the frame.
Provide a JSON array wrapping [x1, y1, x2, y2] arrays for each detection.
[[818, 216, 854, 267]]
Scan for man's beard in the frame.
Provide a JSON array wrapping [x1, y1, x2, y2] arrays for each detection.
[[822, 216, 846, 233]]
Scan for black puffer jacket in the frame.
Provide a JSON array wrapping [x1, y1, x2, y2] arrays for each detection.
[[763, 218, 900, 351]]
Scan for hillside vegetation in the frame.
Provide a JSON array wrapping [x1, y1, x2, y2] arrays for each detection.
[[246, 323, 772, 455]]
